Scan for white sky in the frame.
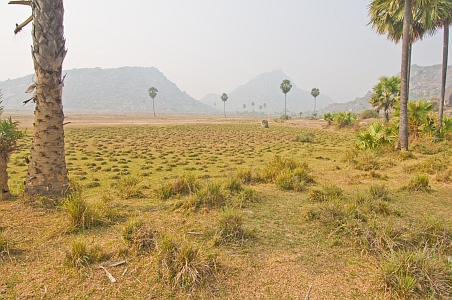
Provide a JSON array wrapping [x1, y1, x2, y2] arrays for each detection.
[[0, 0, 449, 103]]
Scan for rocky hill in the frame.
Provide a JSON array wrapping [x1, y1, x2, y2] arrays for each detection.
[[0, 67, 215, 114], [199, 69, 334, 115]]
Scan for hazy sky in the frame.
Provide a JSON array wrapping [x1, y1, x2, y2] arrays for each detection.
[[0, 0, 450, 103]]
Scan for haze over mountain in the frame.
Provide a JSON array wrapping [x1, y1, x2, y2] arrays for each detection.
[[199, 69, 334, 115], [318, 64, 452, 115], [0, 67, 215, 114]]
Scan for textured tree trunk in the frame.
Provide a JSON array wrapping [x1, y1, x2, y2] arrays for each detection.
[[223, 101, 226, 118], [314, 97, 317, 115], [284, 94, 287, 117], [25, 0, 69, 196], [439, 24, 449, 129], [398, 0, 411, 151], [0, 154, 11, 200]]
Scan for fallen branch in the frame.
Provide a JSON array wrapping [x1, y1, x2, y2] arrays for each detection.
[[187, 232, 203, 235], [304, 285, 312, 300], [106, 260, 126, 267], [99, 266, 116, 283]]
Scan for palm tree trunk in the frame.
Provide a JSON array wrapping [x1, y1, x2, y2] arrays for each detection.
[[153, 98, 156, 117], [0, 154, 11, 200], [284, 94, 287, 117], [25, 0, 69, 196], [223, 101, 226, 118], [314, 97, 317, 115], [398, 0, 412, 151], [439, 24, 449, 129]]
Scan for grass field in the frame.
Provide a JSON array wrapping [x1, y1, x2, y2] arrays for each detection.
[[1, 115, 451, 299]]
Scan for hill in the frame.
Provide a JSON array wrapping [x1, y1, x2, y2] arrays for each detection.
[[199, 70, 334, 115], [0, 67, 215, 114], [319, 64, 452, 115]]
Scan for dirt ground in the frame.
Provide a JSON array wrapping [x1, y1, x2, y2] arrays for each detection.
[[7, 111, 329, 129]]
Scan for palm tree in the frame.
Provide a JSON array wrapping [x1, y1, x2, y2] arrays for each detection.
[[369, 76, 401, 121], [0, 103, 25, 200], [148, 87, 158, 117], [243, 104, 246, 111], [435, 1, 452, 129], [280, 79, 292, 118], [10, 0, 69, 195], [311, 88, 320, 116], [259, 105, 263, 111], [407, 99, 434, 137], [221, 93, 228, 118]]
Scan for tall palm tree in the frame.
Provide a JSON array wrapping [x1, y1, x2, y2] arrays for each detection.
[[311, 88, 320, 116], [10, 0, 69, 195], [369, 76, 401, 121], [221, 93, 228, 117], [399, 0, 412, 150], [435, 0, 452, 129], [280, 79, 292, 118], [148, 87, 158, 117]]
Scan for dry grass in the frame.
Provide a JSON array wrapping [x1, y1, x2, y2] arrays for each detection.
[[1, 116, 451, 299]]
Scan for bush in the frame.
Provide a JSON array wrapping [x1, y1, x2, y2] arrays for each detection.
[[185, 181, 227, 210], [224, 176, 243, 193], [359, 109, 380, 120]]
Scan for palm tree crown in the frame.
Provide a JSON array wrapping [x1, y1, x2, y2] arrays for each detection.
[[221, 93, 228, 117], [369, 76, 401, 121]]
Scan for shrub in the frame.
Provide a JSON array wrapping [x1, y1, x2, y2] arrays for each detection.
[[236, 187, 258, 206], [368, 184, 391, 201], [356, 122, 395, 150], [235, 169, 253, 184], [359, 109, 379, 120]]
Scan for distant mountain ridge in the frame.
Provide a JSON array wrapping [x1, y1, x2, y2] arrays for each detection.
[[319, 64, 452, 115], [199, 69, 334, 115], [0, 67, 215, 113]]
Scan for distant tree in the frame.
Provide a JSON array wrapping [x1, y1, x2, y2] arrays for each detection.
[[148, 87, 158, 117], [221, 93, 228, 117], [259, 105, 263, 111], [280, 79, 292, 118], [263, 103, 266, 111], [243, 104, 246, 110], [0, 103, 25, 200], [299, 112, 303, 118], [369, 76, 401, 121], [251, 101, 255, 107], [213, 102, 216, 107], [311, 88, 320, 116]]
